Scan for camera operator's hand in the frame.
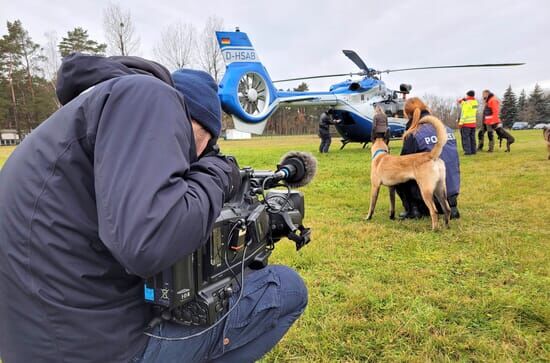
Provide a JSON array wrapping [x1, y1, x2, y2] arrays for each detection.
[[218, 154, 241, 202], [193, 146, 241, 202]]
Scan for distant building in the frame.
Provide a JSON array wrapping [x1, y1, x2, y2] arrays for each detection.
[[225, 129, 252, 140], [0, 129, 20, 146]]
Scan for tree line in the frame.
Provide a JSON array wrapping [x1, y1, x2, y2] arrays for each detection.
[[500, 84, 549, 127], [1, 4, 548, 138], [0, 3, 225, 138]]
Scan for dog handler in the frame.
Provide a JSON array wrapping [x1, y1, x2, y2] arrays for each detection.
[[0, 54, 307, 362], [396, 97, 461, 220], [482, 89, 515, 152]]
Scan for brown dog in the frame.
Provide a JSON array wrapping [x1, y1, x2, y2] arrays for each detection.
[[366, 115, 451, 230], [544, 127, 550, 160]]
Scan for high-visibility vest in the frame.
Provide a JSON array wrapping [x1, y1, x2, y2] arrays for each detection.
[[459, 99, 478, 126]]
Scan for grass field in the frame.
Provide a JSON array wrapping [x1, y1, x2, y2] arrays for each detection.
[[1, 130, 549, 362]]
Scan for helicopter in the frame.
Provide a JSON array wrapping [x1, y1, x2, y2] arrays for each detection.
[[215, 29, 524, 149]]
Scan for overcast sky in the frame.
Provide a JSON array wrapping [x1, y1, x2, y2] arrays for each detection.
[[2, 0, 548, 98]]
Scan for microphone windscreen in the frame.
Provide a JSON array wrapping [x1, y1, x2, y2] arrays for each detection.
[[279, 151, 317, 188]]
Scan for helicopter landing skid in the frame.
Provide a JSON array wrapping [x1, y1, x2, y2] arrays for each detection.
[[340, 139, 370, 150], [340, 139, 350, 150]]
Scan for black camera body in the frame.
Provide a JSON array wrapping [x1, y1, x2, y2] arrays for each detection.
[[144, 161, 312, 327]]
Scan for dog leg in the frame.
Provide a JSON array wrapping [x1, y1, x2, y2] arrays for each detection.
[[434, 181, 451, 228], [366, 182, 381, 220], [419, 186, 439, 230], [389, 186, 396, 220]]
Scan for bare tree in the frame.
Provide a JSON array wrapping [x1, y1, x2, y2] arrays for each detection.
[[197, 16, 224, 82], [153, 22, 196, 71], [42, 31, 61, 107], [43, 31, 60, 81], [423, 94, 459, 128], [103, 3, 140, 56]]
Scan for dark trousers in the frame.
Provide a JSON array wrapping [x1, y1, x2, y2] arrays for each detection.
[[135, 265, 308, 362], [319, 135, 331, 153], [396, 180, 458, 215], [478, 124, 494, 150], [460, 127, 477, 155]]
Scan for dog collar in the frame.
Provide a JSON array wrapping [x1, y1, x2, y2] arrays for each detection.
[[371, 149, 388, 160]]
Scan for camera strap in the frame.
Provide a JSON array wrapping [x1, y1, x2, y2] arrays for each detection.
[[280, 211, 311, 250]]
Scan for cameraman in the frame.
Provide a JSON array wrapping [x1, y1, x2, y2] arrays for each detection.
[[0, 54, 307, 362]]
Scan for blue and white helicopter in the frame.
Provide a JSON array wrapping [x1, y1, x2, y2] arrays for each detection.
[[215, 29, 524, 149]]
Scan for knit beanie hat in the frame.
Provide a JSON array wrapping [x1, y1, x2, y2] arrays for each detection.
[[466, 90, 475, 97], [172, 69, 222, 138]]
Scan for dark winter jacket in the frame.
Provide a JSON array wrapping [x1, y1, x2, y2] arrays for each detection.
[[318, 112, 332, 137], [401, 111, 461, 196], [372, 113, 388, 134], [0, 53, 232, 362]]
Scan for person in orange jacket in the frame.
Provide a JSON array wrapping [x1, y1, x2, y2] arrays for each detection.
[[481, 89, 515, 152]]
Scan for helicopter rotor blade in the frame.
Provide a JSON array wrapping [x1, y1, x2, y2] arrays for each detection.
[[376, 63, 525, 74], [273, 72, 363, 83], [342, 50, 369, 72]]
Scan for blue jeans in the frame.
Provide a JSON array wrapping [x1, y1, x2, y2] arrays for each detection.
[[134, 265, 308, 362]]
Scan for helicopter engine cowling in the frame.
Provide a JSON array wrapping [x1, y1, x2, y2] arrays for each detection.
[[216, 31, 279, 134]]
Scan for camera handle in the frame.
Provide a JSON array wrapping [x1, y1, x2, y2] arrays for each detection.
[[280, 211, 311, 251]]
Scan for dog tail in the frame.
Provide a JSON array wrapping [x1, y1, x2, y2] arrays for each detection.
[[419, 115, 448, 159]]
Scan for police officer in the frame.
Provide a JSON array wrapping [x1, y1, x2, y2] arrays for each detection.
[[457, 90, 478, 155], [318, 108, 340, 153], [482, 89, 515, 152], [397, 97, 461, 220]]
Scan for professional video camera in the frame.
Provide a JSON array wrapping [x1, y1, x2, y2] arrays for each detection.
[[144, 151, 317, 327]]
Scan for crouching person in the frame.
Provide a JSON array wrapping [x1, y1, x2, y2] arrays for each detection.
[[396, 97, 461, 220], [0, 54, 307, 363]]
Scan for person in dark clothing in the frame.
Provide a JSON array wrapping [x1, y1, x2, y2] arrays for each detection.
[[0, 54, 307, 363], [371, 106, 390, 145], [396, 97, 461, 220], [318, 108, 340, 153]]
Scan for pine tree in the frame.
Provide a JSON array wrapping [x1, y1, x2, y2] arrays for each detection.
[[0, 21, 58, 134], [7, 20, 45, 124], [58, 27, 107, 57], [500, 85, 517, 128], [517, 89, 526, 110], [517, 89, 527, 123], [0, 22, 25, 136], [528, 83, 546, 123]]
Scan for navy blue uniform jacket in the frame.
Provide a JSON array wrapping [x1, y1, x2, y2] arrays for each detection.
[[401, 120, 461, 196], [0, 54, 231, 362]]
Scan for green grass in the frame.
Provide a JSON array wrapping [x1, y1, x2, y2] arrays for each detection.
[[1, 130, 549, 362]]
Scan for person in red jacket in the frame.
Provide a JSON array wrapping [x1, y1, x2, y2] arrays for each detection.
[[482, 89, 515, 152]]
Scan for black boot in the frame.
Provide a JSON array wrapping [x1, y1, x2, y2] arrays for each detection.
[[477, 129, 485, 151], [450, 207, 460, 219], [448, 194, 460, 219], [399, 198, 411, 220], [399, 205, 421, 219]]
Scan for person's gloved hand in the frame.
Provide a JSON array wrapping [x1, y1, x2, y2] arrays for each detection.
[[222, 155, 241, 202], [193, 145, 241, 202]]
